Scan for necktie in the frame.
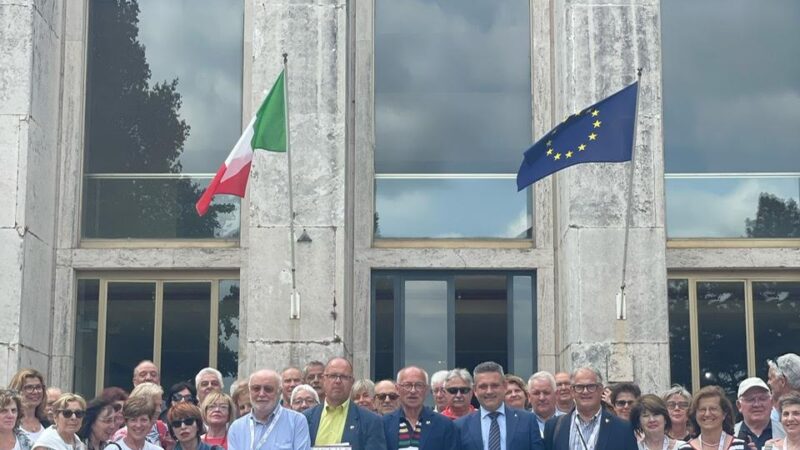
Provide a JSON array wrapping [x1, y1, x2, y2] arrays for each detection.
[[488, 411, 501, 450]]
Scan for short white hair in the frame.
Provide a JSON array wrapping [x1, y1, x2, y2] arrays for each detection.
[[769, 354, 800, 390], [571, 366, 603, 385], [431, 370, 449, 386], [196, 367, 224, 388], [528, 371, 556, 391], [291, 384, 319, 404], [396, 366, 429, 385], [446, 368, 473, 385]]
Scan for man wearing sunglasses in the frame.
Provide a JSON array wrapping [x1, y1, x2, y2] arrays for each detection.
[[542, 367, 637, 450], [454, 362, 544, 450], [227, 369, 310, 450], [382, 366, 457, 450], [441, 369, 476, 420], [374, 380, 400, 416]]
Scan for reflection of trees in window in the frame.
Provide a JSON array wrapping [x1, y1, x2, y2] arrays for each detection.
[[667, 279, 692, 390], [84, 0, 232, 238], [753, 281, 800, 378], [217, 283, 239, 380], [745, 193, 800, 238]]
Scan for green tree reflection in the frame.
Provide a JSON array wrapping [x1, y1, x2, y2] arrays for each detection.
[[745, 193, 800, 238], [217, 282, 240, 380], [83, 0, 233, 238]]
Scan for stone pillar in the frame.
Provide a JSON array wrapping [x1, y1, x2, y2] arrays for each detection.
[[241, 0, 348, 373], [0, 1, 62, 381], [552, 0, 669, 391]]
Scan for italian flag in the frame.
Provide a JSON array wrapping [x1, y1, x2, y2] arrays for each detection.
[[196, 71, 286, 216]]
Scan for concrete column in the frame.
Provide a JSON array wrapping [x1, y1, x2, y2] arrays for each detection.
[[0, 0, 63, 381], [241, 0, 349, 373], [552, 0, 669, 391]]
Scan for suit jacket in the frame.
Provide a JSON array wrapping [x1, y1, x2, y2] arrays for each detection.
[[454, 405, 545, 450], [543, 408, 637, 450], [304, 402, 387, 450], [382, 406, 457, 450]]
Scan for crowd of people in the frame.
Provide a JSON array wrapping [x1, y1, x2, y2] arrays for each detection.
[[3, 352, 800, 450]]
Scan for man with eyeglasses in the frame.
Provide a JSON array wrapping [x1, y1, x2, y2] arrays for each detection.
[[554, 373, 573, 415], [194, 368, 224, 405], [441, 369, 476, 420], [304, 357, 387, 450], [374, 380, 401, 416], [382, 366, 457, 450], [430, 370, 450, 413], [543, 367, 637, 450], [734, 377, 778, 449], [454, 361, 544, 450], [228, 369, 310, 450]]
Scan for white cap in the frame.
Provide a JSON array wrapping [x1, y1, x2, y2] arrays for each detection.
[[737, 377, 770, 398]]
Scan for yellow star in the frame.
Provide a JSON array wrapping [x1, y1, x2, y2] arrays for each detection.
[[566, 151, 573, 158], [554, 153, 561, 160], [593, 120, 602, 128], [546, 148, 553, 155], [588, 133, 597, 141], [591, 110, 599, 117], [578, 144, 586, 151]]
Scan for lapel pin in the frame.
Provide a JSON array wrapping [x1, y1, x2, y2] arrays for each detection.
[[350, 425, 355, 429], [604, 418, 610, 423], [425, 421, 431, 425]]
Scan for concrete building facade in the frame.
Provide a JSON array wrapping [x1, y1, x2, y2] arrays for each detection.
[[1, 0, 797, 398]]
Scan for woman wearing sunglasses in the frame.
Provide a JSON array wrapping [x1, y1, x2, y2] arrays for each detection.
[[0, 389, 34, 450], [33, 393, 86, 450], [77, 399, 118, 450], [168, 403, 215, 450], [159, 384, 196, 423]]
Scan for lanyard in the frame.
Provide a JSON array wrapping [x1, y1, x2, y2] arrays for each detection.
[[574, 413, 601, 450], [248, 407, 283, 450]]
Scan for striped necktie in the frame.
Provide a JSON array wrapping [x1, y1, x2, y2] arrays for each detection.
[[488, 411, 501, 450]]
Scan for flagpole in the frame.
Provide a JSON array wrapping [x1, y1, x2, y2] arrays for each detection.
[[617, 68, 642, 320], [284, 53, 300, 319]]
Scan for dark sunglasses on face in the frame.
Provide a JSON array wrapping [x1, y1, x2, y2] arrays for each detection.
[[60, 409, 85, 419], [172, 393, 194, 403], [170, 418, 197, 428], [446, 387, 471, 395], [375, 393, 399, 401], [615, 400, 635, 408]]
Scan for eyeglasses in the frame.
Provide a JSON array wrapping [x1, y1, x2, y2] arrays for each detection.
[[556, 382, 571, 388], [170, 418, 197, 428], [291, 398, 317, 406], [614, 400, 635, 408], [571, 384, 600, 393], [199, 380, 221, 388], [375, 393, 399, 401], [22, 384, 44, 394], [399, 383, 426, 392], [59, 409, 85, 419], [324, 374, 353, 382], [446, 387, 471, 395], [172, 394, 194, 403], [740, 395, 771, 405], [207, 404, 230, 411], [666, 401, 690, 410]]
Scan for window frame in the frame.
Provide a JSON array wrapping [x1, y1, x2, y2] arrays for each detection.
[[77, 271, 239, 394]]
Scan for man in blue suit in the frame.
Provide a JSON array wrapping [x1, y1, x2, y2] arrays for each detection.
[[304, 357, 387, 450], [383, 366, 457, 450], [455, 361, 545, 450], [543, 367, 637, 450]]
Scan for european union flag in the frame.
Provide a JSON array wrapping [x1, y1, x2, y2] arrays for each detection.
[[516, 82, 638, 191]]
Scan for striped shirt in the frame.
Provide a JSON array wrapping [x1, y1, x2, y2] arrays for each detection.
[[398, 417, 421, 449]]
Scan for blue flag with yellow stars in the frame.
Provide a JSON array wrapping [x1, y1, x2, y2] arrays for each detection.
[[516, 82, 638, 191]]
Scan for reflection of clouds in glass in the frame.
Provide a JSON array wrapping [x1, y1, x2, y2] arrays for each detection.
[[666, 177, 800, 238], [138, 0, 243, 173], [405, 281, 447, 369], [376, 0, 531, 173], [662, 0, 800, 173], [376, 179, 529, 238]]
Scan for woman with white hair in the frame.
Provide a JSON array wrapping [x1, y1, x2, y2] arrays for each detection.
[[662, 385, 693, 441], [289, 385, 319, 413], [430, 370, 450, 413], [194, 369, 223, 406]]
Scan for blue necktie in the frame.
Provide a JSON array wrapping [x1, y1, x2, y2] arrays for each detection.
[[488, 411, 501, 450]]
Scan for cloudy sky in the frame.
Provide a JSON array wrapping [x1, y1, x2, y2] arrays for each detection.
[[137, 0, 244, 173]]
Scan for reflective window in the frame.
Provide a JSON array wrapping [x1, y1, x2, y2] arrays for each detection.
[[667, 279, 691, 391], [105, 282, 156, 389], [73, 276, 238, 397], [372, 271, 534, 382], [374, 0, 532, 238], [753, 281, 800, 378], [161, 282, 211, 390], [82, 0, 243, 239], [662, 1, 800, 238], [73, 280, 100, 397]]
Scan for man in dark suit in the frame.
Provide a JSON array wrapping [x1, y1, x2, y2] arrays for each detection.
[[455, 361, 545, 450], [383, 366, 457, 450], [543, 367, 637, 450], [304, 357, 387, 450]]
